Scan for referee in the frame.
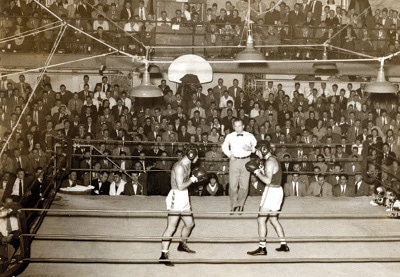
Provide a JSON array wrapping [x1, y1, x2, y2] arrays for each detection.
[[222, 118, 257, 213]]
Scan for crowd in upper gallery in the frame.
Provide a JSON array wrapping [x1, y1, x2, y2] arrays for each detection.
[[0, 0, 400, 58]]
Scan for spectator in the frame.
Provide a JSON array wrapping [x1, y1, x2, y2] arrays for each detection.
[[307, 173, 333, 196], [109, 171, 126, 195], [284, 172, 307, 196], [201, 173, 224, 196], [333, 173, 355, 197], [124, 171, 146, 195]]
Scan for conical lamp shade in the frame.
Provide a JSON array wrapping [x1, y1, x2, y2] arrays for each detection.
[[364, 67, 396, 94], [235, 33, 266, 61], [312, 51, 337, 71], [130, 71, 163, 98]]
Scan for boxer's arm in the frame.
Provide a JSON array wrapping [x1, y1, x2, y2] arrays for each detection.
[[255, 160, 273, 186], [174, 165, 195, 190]]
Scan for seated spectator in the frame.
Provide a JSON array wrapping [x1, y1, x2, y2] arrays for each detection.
[[124, 171, 146, 195], [157, 10, 171, 27], [109, 171, 126, 195], [333, 174, 355, 197], [307, 173, 333, 197], [93, 26, 112, 53], [354, 173, 370, 197], [284, 172, 307, 197], [248, 173, 265, 196], [60, 170, 80, 188], [91, 171, 110, 195], [201, 173, 224, 196], [106, 3, 120, 27], [171, 9, 186, 26], [155, 151, 173, 171]]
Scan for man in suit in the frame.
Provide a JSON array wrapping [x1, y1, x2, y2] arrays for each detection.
[[336, 90, 348, 111], [212, 78, 227, 107], [250, 0, 267, 22], [248, 174, 265, 196], [288, 3, 305, 26], [68, 92, 83, 115], [170, 9, 186, 25], [120, 1, 133, 21], [134, 0, 148, 21], [281, 154, 293, 184], [228, 78, 244, 99], [12, 148, 30, 174], [333, 174, 355, 197], [112, 140, 131, 158], [2, 168, 31, 203], [91, 171, 111, 195], [307, 173, 333, 197], [381, 142, 397, 167], [284, 172, 307, 197], [376, 109, 391, 130], [67, 0, 80, 19], [124, 171, 147, 195], [204, 144, 222, 172], [61, 171, 80, 188], [27, 148, 46, 174], [354, 173, 370, 197], [344, 154, 362, 178], [326, 163, 343, 188], [307, 0, 322, 25], [347, 119, 362, 142], [95, 76, 111, 94]]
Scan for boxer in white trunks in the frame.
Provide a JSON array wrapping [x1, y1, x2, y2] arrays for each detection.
[[159, 146, 200, 265], [247, 141, 290, 256]]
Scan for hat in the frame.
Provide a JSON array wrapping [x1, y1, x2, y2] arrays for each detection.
[[279, 2, 286, 6]]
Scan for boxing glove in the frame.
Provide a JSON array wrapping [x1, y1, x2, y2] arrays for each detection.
[[192, 167, 208, 182], [245, 159, 261, 173]]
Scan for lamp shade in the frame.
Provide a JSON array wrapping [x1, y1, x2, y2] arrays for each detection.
[[364, 67, 396, 94], [312, 50, 337, 73], [129, 71, 163, 98], [235, 33, 265, 61]]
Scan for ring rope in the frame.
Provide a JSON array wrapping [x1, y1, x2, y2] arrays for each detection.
[[24, 257, 400, 264], [22, 234, 400, 243], [19, 208, 391, 219]]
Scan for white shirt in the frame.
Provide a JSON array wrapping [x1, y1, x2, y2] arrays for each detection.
[[11, 178, 23, 196], [121, 97, 132, 111], [292, 181, 298, 195], [157, 17, 171, 26], [124, 22, 141, 32], [219, 95, 235, 109], [94, 91, 107, 100], [319, 87, 334, 98], [93, 20, 110, 31], [109, 180, 126, 195], [221, 131, 257, 158], [107, 96, 117, 108]]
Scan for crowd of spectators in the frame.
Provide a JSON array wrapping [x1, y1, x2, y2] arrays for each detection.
[[1, 1, 400, 58], [0, 68, 400, 200]]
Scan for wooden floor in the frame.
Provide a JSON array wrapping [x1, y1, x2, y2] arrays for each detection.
[[20, 194, 400, 277]]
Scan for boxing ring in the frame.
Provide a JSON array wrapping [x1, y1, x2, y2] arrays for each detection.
[[17, 194, 400, 276]]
